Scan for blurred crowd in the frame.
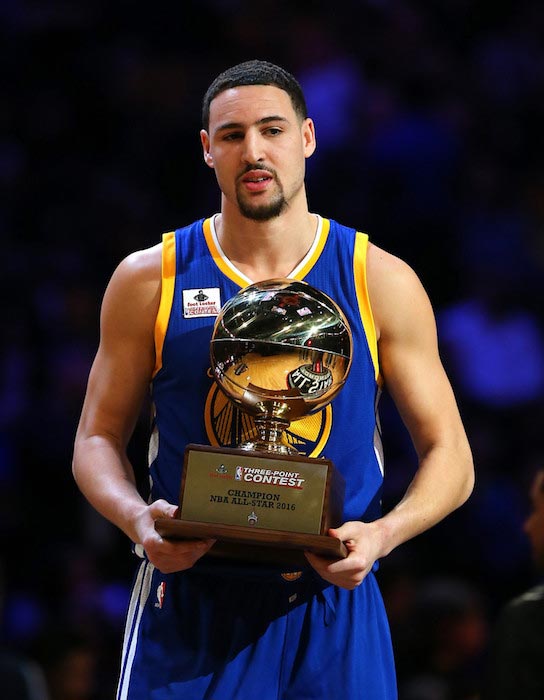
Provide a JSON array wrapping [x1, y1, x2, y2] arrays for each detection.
[[1, 1, 544, 698]]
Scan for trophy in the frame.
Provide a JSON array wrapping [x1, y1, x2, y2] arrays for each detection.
[[155, 279, 352, 566]]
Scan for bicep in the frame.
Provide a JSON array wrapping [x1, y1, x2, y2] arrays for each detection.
[[371, 254, 465, 457], [77, 342, 153, 450], [381, 314, 462, 457], [76, 253, 159, 449]]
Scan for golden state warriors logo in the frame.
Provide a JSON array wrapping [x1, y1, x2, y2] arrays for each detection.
[[204, 370, 332, 457]]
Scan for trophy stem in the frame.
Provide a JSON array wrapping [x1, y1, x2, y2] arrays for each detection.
[[240, 416, 300, 455]]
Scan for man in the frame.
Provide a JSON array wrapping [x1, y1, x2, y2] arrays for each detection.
[[73, 60, 474, 699], [482, 470, 544, 699]]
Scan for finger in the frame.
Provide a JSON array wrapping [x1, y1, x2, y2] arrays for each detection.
[[167, 537, 216, 554], [304, 552, 360, 589], [148, 537, 216, 570], [305, 550, 349, 573]]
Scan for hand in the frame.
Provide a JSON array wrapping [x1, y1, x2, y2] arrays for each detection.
[[304, 520, 383, 590], [134, 499, 216, 574]]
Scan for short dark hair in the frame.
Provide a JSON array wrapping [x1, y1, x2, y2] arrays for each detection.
[[202, 59, 308, 130]]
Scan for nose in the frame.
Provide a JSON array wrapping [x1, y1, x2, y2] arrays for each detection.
[[241, 131, 264, 164]]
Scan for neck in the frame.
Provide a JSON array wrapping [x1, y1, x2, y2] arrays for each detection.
[[215, 197, 318, 281]]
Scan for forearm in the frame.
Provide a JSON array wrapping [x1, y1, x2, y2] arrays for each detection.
[[73, 433, 217, 573], [375, 440, 474, 558], [72, 434, 149, 544]]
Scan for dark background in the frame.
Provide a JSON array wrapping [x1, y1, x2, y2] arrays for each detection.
[[2, 1, 544, 698]]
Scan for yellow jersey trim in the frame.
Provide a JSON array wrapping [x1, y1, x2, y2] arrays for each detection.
[[203, 218, 249, 288], [353, 232, 380, 382], [153, 231, 176, 377], [202, 216, 331, 286], [293, 217, 330, 280]]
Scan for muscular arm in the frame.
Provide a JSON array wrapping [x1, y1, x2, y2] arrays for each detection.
[[72, 246, 214, 571], [307, 244, 474, 587], [368, 245, 474, 544]]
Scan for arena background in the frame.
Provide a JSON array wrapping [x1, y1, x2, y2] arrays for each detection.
[[2, 1, 544, 698]]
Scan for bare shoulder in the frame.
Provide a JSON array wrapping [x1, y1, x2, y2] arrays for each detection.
[[101, 243, 163, 337], [110, 243, 162, 286], [366, 242, 425, 295], [105, 243, 161, 298], [366, 242, 436, 341]]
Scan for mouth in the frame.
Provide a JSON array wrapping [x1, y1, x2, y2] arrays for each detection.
[[240, 169, 274, 192]]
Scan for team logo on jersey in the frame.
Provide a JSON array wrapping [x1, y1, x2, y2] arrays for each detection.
[[204, 374, 332, 457], [155, 581, 166, 609], [287, 362, 333, 399], [182, 287, 221, 318]]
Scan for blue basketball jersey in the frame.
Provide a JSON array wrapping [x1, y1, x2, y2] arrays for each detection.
[[117, 215, 397, 700], [150, 215, 384, 525]]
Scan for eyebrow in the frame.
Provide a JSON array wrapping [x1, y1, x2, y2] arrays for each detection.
[[215, 115, 289, 133]]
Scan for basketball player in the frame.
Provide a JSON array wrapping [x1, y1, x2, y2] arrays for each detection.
[[72, 60, 474, 699], [482, 470, 544, 699]]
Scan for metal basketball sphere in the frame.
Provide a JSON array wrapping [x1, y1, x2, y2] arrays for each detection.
[[210, 279, 352, 423]]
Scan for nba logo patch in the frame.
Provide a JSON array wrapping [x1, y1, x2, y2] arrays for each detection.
[[155, 581, 166, 609], [235, 466, 243, 481]]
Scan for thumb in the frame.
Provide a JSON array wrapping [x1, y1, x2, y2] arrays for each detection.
[[328, 520, 360, 543], [150, 499, 178, 519]]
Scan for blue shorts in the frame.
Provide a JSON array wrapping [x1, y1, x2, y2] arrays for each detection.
[[116, 560, 397, 699]]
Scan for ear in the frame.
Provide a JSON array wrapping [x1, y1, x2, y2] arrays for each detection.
[[302, 118, 317, 158], [200, 129, 214, 168]]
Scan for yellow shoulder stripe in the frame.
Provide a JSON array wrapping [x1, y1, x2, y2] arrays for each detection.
[[353, 232, 380, 382], [153, 231, 176, 377]]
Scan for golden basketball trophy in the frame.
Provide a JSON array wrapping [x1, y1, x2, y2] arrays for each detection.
[[155, 279, 352, 566]]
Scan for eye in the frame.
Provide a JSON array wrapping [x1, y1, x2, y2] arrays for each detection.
[[223, 132, 243, 141], [265, 127, 282, 136]]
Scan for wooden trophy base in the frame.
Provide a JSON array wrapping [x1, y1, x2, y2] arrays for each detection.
[[155, 517, 347, 567], [155, 444, 348, 568]]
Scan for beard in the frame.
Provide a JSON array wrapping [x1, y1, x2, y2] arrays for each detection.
[[237, 192, 287, 221], [235, 168, 287, 221]]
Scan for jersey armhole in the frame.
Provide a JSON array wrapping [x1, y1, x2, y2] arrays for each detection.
[[153, 231, 176, 377], [353, 232, 381, 384]]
